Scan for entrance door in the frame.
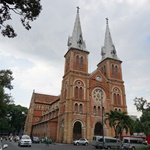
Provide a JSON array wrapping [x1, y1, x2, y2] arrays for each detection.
[[94, 122, 103, 135], [73, 121, 82, 140]]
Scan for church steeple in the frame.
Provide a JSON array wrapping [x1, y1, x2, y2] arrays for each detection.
[[101, 18, 120, 61], [67, 7, 86, 51]]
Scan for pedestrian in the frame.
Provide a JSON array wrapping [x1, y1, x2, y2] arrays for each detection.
[[45, 137, 49, 146], [49, 138, 52, 144]]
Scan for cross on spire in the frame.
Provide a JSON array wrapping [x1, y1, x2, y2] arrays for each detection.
[[106, 18, 109, 25], [67, 7, 86, 51], [77, 6, 80, 13], [101, 18, 120, 61]]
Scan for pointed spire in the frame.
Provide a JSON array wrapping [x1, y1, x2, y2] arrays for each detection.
[[67, 7, 86, 51], [101, 18, 120, 60]]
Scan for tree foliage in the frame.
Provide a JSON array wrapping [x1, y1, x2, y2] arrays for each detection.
[[0, 69, 14, 118], [130, 118, 143, 135], [134, 97, 150, 112], [105, 110, 133, 139], [116, 112, 133, 140], [0, 104, 28, 135], [133, 97, 150, 137], [105, 110, 119, 138], [0, 0, 42, 38]]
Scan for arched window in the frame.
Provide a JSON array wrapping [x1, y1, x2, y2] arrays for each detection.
[[75, 103, 78, 113], [79, 87, 82, 99], [115, 66, 118, 78], [98, 106, 100, 115], [93, 106, 96, 115], [75, 86, 78, 99], [114, 93, 116, 104], [80, 57, 83, 69], [79, 104, 83, 113], [112, 65, 114, 77], [76, 56, 79, 69], [74, 80, 84, 100], [117, 94, 121, 105], [104, 65, 106, 76]]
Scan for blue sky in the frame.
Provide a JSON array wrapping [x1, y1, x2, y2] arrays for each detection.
[[0, 0, 150, 118]]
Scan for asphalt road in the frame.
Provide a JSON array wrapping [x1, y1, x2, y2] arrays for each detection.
[[2, 140, 97, 150]]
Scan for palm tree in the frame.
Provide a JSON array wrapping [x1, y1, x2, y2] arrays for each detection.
[[116, 112, 133, 140], [105, 110, 133, 140], [105, 110, 119, 138]]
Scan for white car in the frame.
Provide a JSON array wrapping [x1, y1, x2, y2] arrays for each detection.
[[73, 138, 89, 145], [0, 141, 8, 150], [18, 135, 32, 147]]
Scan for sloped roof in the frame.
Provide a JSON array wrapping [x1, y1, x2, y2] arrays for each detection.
[[33, 93, 60, 104]]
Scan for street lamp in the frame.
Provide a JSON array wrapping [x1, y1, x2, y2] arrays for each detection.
[[100, 90, 104, 150], [20, 111, 26, 136]]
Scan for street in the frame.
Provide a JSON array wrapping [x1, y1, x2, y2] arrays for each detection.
[[2, 140, 96, 150]]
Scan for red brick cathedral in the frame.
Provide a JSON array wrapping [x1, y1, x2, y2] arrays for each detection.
[[24, 8, 127, 144]]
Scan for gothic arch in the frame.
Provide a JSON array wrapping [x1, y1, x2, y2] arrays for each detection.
[[94, 121, 103, 136], [73, 79, 85, 99], [75, 54, 85, 70], [72, 119, 85, 127], [112, 87, 122, 105], [74, 102, 84, 114], [73, 79, 85, 87], [111, 64, 119, 78], [72, 119, 84, 140]]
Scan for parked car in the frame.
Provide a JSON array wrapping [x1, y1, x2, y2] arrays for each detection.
[[122, 137, 149, 150], [73, 138, 89, 145], [92, 136, 122, 149], [0, 141, 8, 150], [32, 137, 40, 143], [18, 135, 32, 147]]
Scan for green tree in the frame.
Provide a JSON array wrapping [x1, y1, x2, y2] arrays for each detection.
[[8, 104, 28, 134], [0, 104, 28, 135], [134, 97, 150, 112], [0, 69, 14, 118], [130, 118, 143, 134], [0, 0, 42, 38], [105, 110, 119, 138], [134, 97, 150, 137], [116, 112, 133, 140], [105, 110, 133, 139], [140, 110, 150, 137]]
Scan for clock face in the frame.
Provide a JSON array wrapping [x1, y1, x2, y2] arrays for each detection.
[[92, 88, 104, 102]]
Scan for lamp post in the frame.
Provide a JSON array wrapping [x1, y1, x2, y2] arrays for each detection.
[[20, 111, 26, 136]]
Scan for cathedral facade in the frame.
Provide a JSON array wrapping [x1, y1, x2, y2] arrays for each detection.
[[24, 8, 127, 144]]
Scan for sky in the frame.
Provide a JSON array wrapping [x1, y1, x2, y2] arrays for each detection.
[[0, 0, 150, 118]]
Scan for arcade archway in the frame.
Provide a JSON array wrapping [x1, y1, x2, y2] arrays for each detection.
[[73, 121, 82, 140], [94, 122, 103, 135]]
